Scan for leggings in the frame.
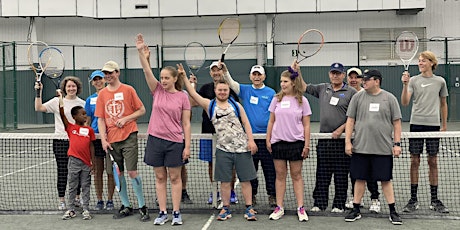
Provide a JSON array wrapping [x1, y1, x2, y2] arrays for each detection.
[[53, 139, 80, 198]]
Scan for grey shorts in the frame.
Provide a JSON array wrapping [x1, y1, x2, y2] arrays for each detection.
[[107, 132, 139, 173], [214, 148, 257, 182], [144, 135, 184, 168]]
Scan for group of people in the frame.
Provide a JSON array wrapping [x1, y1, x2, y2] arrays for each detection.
[[35, 34, 448, 226]]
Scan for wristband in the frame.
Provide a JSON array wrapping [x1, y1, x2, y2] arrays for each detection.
[[393, 142, 401, 147]]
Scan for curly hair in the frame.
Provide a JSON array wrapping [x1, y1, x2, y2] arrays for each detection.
[[60, 76, 83, 95]]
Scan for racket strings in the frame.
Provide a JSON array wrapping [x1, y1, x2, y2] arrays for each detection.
[[395, 32, 419, 62], [218, 19, 240, 44], [298, 30, 324, 59]]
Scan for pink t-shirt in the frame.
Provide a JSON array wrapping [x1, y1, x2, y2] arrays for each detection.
[[147, 84, 191, 143], [268, 95, 312, 143]]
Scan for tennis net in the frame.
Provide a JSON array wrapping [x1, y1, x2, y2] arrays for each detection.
[[0, 132, 459, 218]]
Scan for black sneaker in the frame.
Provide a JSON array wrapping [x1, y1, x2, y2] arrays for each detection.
[[139, 205, 150, 222], [344, 209, 361, 222], [181, 191, 193, 204], [113, 205, 133, 219], [430, 199, 449, 213], [389, 212, 403, 225], [402, 199, 419, 213]]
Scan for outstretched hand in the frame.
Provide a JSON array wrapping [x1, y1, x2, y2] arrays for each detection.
[[136, 33, 146, 51]]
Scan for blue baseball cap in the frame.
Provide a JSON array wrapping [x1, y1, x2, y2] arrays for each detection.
[[89, 70, 104, 81], [329, 62, 344, 73]]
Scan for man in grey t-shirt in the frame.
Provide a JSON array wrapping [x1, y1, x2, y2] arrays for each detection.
[[344, 69, 402, 225], [400, 51, 449, 214]]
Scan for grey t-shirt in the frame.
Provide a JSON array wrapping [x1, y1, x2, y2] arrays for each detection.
[[347, 90, 402, 155], [306, 83, 356, 133], [408, 74, 448, 126]]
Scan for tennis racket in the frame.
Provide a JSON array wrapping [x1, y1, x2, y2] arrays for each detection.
[[395, 31, 419, 72], [39, 46, 65, 89], [184, 42, 206, 76], [27, 41, 49, 83], [218, 17, 241, 62], [109, 153, 121, 192], [296, 29, 324, 63]]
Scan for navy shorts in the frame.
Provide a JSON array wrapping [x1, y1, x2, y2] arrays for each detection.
[[271, 140, 305, 161], [199, 139, 213, 162], [144, 135, 184, 168], [350, 153, 393, 182], [409, 124, 440, 156]]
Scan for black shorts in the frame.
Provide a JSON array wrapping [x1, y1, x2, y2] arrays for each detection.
[[350, 153, 393, 182], [409, 124, 440, 156], [271, 140, 304, 161], [93, 139, 105, 158], [144, 135, 185, 168]]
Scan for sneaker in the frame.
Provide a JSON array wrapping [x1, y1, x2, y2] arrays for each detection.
[[105, 200, 114, 210], [430, 199, 449, 213], [252, 195, 257, 205], [331, 207, 344, 213], [310, 206, 323, 212], [244, 206, 257, 221], [269, 206, 284, 220], [171, 211, 183, 225], [217, 207, 232, 221], [389, 212, 403, 225], [181, 191, 193, 204], [268, 195, 276, 207], [345, 209, 361, 222], [154, 211, 168, 225], [297, 206, 308, 222], [230, 190, 238, 204], [58, 201, 66, 211], [402, 199, 419, 213], [207, 192, 221, 204], [82, 210, 92, 220], [95, 200, 104, 211], [345, 199, 364, 209], [369, 199, 381, 213], [113, 205, 133, 219], [139, 205, 150, 222], [74, 198, 81, 208], [62, 210, 76, 220]]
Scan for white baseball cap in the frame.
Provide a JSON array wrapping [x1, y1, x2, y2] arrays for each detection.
[[250, 65, 265, 75]]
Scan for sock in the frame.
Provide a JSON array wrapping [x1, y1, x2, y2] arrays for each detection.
[[119, 176, 131, 207], [246, 205, 251, 208], [430, 185, 438, 202], [410, 184, 418, 201], [388, 203, 396, 213], [353, 203, 361, 212], [132, 176, 146, 208]]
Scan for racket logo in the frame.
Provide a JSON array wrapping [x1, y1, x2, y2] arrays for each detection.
[[399, 39, 416, 52]]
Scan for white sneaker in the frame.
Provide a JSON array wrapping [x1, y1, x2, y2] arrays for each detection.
[[369, 199, 381, 213], [269, 206, 284, 220], [331, 207, 344, 213], [310, 206, 322, 212], [297, 207, 308, 222], [62, 210, 76, 220], [58, 201, 66, 211], [82, 210, 92, 220], [345, 199, 364, 209]]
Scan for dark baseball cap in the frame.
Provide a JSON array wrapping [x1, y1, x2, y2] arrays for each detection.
[[361, 69, 382, 80]]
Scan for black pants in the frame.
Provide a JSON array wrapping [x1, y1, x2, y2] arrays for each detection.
[[250, 139, 276, 197], [312, 139, 350, 210], [53, 139, 80, 198], [350, 178, 380, 199]]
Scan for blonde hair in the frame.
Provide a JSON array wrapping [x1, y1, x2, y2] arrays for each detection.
[[60, 76, 83, 95], [275, 70, 304, 105], [420, 51, 438, 71]]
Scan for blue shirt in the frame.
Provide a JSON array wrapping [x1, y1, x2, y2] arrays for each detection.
[[239, 84, 275, 133], [85, 93, 99, 134]]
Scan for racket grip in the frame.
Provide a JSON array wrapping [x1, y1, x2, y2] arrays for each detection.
[[35, 89, 41, 98], [220, 53, 225, 63]]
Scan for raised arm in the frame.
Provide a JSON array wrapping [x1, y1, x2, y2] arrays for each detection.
[[136, 33, 158, 93], [221, 62, 240, 95], [238, 103, 257, 154], [177, 63, 210, 111], [57, 90, 70, 129], [290, 60, 307, 92], [400, 72, 412, 106], [34, 82, 47, 112]]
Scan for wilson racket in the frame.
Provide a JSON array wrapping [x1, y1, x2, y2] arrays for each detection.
[[109, 153, 121, 192], [218, 17, 241, 62], [27, 41, 49, 83], [296, 29, 324, 63], [395, 31, 419, 72], [184, 42, 206, 76], [39, 46, 65, 89]]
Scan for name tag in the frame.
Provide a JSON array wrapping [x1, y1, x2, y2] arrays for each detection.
[[250, 96, 259, 105], [329, 96, 339, 106], [79, 127, 89, 136], [369, 103, 380, 112], [280, 101, 290, 108], [90, 97, 97, 105], [114, 93, 124, 101]]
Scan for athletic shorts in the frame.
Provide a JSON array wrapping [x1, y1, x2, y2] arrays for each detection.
[[214, 149, 257, 182], [350, 153, 393, 182], [93, 139, 105, 158], [144, 135, 184, 168], [271, 140, 305, 161], [199, 139, 213, 162], [107, 132, 138, 173], [409, 124, 440, 156]]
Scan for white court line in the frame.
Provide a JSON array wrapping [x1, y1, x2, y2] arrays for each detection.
[[0, 159, 55, 178], [0, 146, 52, 158], [201, 214, 215, 230]]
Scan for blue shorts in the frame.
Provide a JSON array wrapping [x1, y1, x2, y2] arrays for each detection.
[[350, 153, 393, 182], [199, 139, 213, 162], [409, 124, 440, 156]]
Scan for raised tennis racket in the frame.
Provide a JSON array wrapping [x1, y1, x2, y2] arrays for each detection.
[[218, 17, 241, 62], [39, 46, 65, 89], [296, 29, 324, 63], [109, 153, 121, 192], [27, 41, 49, 83], [395, 31, 419, 72], [184, 42, 206, 76]]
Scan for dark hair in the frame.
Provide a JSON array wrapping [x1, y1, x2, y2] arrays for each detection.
[[163, 66, 183, 91], [60, 76, 83, 95], [71, 106, 84, 117]]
